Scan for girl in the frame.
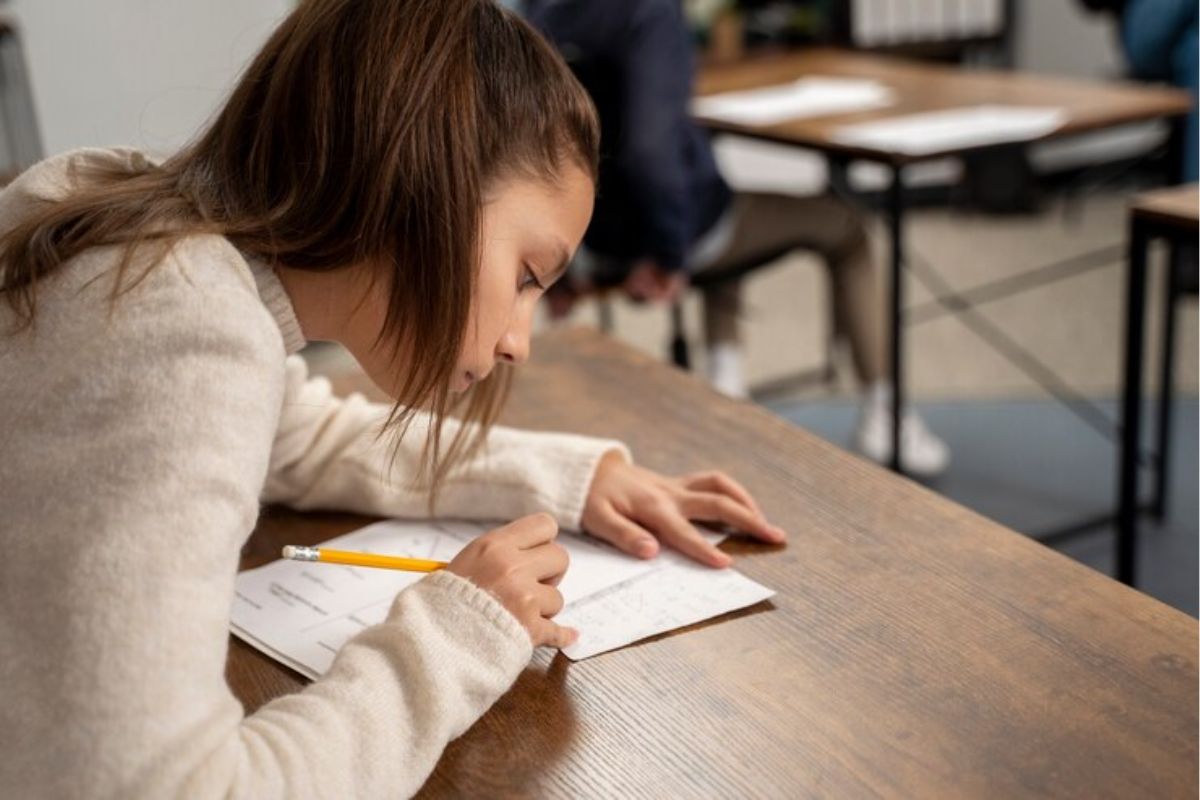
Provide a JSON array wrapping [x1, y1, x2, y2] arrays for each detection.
[[0, 1, 784, 797]]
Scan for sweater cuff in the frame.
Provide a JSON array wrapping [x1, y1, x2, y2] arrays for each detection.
[[549, 440, 632, 532], [393, 571, 532, 667]]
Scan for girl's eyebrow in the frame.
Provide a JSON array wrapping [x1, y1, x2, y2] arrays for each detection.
[[545, 242, 571, 283]]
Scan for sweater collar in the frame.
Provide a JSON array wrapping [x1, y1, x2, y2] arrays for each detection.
[[248, 259, 307, 356]]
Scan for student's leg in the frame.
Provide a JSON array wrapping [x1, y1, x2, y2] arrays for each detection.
[[823, 213, 886, 386], [1121, 0, 1196, 81], [701, 192, 885, 382], [699, 191, 949, 474], [1121, 0, 1198, 182], [701, 278, 747, 397], [1171, 22, 1198, 182]]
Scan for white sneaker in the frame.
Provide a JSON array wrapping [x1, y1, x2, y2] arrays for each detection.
[[855, 383, 950, 477], [706, 342, 749, 399]]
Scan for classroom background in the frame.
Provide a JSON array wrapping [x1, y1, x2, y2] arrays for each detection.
[[5, 0, 1194, 614]]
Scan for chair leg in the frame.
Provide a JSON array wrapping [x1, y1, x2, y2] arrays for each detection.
[[597, 296, 614, 334], [670, 301, 690, 369], [1152, 244, 1182, 520]]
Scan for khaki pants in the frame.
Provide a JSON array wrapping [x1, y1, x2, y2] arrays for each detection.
[[698, 192, 885, 384]]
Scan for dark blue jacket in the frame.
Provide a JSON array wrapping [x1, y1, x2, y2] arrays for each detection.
[[524, 0, 733, 271]]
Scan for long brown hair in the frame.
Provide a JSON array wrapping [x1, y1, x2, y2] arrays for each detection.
[[0, 0, 599, 497]]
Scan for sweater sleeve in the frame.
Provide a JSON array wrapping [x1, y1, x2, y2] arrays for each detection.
[[0, 266, 533, 799], [261, 355, 631, 530], [212, 570, 533, 799]]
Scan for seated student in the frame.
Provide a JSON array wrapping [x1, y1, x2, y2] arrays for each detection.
[[1080, 0, 1198, 181], [0, 2, 786, 797], [523, 0, 950, 476]]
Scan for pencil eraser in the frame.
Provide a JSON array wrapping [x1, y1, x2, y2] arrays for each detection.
[[281, 545, 297, 559]]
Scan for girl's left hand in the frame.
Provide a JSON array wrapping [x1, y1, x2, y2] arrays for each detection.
[[581, 452, 786, 567]]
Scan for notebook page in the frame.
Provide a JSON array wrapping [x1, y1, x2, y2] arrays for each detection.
[[230, 519, 772, 674], [230, 518, 660, 678], [558, 548, 775, 661]]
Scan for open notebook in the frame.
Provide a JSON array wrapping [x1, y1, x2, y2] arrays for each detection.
[[230, 519, 774, 676]]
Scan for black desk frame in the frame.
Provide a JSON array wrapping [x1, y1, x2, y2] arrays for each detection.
[[1118, 209, 1195, 585]]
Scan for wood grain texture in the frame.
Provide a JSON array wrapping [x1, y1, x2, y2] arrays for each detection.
[[694, 48, 1193, 164], [228, 328, 1198, 798], [1132, 184, 1200, 231]]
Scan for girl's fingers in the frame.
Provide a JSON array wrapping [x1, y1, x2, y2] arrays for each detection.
[[523, 541, 570, 584], [682, 471, 762, 517], [535, 583, 565, 617], [532, 619, 578, 650], [494, 512, 559, 549], [681, 492, 785, 543], [642, 505, 731, 568], [588, 503, 660, 559]]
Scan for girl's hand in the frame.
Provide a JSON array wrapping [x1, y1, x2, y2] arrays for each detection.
[[581, 452, 786, 567], [446, 513, 576, 649]]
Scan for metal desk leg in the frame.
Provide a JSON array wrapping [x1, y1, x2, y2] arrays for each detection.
[[670, 301, 690, 369], [1152, 241, 1180, 520], [1117, 218, 1150, 586], [888, 165, 906, 473]]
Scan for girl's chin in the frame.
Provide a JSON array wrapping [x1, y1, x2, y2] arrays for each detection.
[[451, 372, 475, 395]]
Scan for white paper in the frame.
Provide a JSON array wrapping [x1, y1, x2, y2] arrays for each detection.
[[832, 105, 1067, 156], [558, 547, 775, 661], [230, 519, 773, 677], [692, 77, 895, 126]]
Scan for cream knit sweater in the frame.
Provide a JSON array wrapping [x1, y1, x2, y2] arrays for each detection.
[[0, 149, 627, 799]]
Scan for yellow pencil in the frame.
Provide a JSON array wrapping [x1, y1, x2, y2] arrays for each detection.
[[281, 545, 447, 573]]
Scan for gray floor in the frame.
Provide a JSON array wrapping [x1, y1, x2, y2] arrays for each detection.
[[766, 394, 1199, 616]]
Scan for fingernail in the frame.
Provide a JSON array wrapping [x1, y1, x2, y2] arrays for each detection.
[[637, 537, 658, 557]]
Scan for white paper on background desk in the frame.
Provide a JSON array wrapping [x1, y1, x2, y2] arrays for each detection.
[[692, 76, 895, 126], [230, 519, 773, 677], [832, 105, 1067, 156]]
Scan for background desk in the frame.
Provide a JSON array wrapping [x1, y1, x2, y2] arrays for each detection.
[[694, 48, 1192, 477], [228, 329, 1197, 798], [1119, 185, 1199, 585]]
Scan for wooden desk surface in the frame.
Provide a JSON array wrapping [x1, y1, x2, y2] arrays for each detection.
[[695, 48, 1193, 164], [228, 328, 1197, 798], [1132, 183, 1200, 232]]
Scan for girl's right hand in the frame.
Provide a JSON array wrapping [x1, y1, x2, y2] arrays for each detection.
[[446, 513, 576, 649]]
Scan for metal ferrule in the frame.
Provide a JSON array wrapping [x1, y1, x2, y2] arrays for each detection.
[[288, 546, 320, 562]]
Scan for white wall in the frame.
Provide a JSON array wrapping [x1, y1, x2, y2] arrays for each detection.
[[1014, 0, 1124, 79], [9, 0, 292, 158]]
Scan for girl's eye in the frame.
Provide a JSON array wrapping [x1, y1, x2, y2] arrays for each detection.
[[520, 265, 545, 292]]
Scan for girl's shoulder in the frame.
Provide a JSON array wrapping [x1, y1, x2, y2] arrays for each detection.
[[3, 148, 261, 296]]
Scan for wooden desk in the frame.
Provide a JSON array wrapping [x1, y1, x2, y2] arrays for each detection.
[[694, 48, 1193, 164], [1118, 185, 1199, 584], [228, 328, 1197, 798], [1131, 184, 1200, 232], [694, 49, 1193, 480]]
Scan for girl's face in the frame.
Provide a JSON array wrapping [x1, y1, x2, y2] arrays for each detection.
[[278, 163, 594, 400], [455, 163, 594, 393]]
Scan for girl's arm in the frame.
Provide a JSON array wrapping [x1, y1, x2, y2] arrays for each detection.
[[4, 268, 534, 799], [262, 355, 631, 529]]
